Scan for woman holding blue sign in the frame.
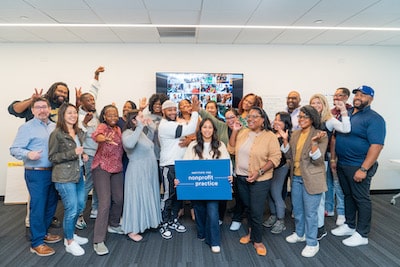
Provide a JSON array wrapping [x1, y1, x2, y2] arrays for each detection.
[[228, 106, 281, 256], [181, 118, 232, 254]]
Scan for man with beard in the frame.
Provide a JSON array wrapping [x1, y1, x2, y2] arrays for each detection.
[[8, 82, 69, 122], [158, 99, 199, 239], [286, 91, 302, 130], [331, 85, 386, 247], [76, 66, 105, 229], [8, 66, 103, 235]]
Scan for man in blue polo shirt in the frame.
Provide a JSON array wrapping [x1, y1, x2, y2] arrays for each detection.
[[331, 85, 386, 247]]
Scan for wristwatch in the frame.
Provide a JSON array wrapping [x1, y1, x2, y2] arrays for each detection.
[[359, 166, 368, 173], [258, 169, 265, 176]]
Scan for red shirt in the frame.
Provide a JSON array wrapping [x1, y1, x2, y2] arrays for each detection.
[[91, 123, 123, 173]]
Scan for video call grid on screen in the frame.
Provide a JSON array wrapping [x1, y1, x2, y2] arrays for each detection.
[[156, 72, 244, 109]]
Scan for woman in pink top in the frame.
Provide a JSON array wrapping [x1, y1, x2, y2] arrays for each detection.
[[91, 104, 124, 256]]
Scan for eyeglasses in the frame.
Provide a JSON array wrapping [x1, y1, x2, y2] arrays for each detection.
[[246, 114, 262, 120], [297, 115, 310, 120], [33, 105, 48, 110]]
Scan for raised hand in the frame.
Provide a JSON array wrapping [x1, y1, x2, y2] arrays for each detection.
[[311, 131, 327, 143], [139, 97, 148, 111], [191, 95, 200, 112], [95, 66, 105, 74], [75, 87, 82, 100], [31, 88, 43, 100], [232, 120, 242, 132]]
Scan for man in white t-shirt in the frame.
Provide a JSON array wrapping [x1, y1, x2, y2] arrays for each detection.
[[158, 99, 199, 239]]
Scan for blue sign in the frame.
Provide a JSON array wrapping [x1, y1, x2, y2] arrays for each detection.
[[175, 159, 232, 200]]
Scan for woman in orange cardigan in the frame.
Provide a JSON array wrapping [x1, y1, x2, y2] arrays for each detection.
[[228, 106, 281, 256]]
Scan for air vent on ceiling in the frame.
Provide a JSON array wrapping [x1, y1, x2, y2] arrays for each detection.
[[157, 27, 196, 38]]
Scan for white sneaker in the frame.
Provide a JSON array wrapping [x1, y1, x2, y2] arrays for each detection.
[[336, 215, 346, 226], [90, 209, 98, 219], [107, 225, 124, 234], [301, 243, 319, 257], [65, 240, 85, 256], [64, 234, 88, 247], [211, 246, 221, 253], [342, 232, 368, 247], [74, 234, 88, 245], [286, 232, 306, 243], [331, 224, 355, 236], [229, 221, 241, 231]]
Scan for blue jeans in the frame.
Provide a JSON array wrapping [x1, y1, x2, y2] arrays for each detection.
[[237, 175, 271, 243], [291, 176, 322, 246], [268, 164, 289, 219], [25, 169, 58, 248], [192, 200, 220, 246], [55, 169, 85, 240], [84, 155, 98, 211], [325, 160, 345, 215]]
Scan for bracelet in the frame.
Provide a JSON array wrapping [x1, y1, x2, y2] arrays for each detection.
[[330, 159, 336, 163], [311, 142, 318, 146]]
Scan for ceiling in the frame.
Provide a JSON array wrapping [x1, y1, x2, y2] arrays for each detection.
[[1, 0, 400, 46]]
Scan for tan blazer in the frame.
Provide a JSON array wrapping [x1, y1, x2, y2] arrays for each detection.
[[286, 126, 328, 194]]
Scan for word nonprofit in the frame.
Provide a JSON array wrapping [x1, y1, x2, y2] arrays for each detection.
[[188, 171, 218, 187]]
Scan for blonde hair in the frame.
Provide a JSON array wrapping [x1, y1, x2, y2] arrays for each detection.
[[309, 94, 332, 123]]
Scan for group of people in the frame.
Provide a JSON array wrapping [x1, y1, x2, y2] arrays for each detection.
[[9, 69, 386, 259]]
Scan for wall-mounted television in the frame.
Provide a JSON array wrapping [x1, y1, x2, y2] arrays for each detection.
[[156, 72, 244, 109]]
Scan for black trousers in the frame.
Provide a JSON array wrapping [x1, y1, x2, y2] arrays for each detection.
[[337, 162, 378, 237]]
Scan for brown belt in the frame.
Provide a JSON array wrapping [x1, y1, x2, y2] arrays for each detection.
[[25, 167, 52, 171]]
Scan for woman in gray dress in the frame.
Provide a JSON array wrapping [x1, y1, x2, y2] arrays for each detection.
[[121, 110, 162, 242]]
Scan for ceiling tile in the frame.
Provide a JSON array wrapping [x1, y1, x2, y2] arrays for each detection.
[[148, 10, 200, 24], [197, 28, 241, 44], [234, 28, 283, 44], [341, 30, 400, 45], [26, 27, 85, 43], [248, 0, 321, 25], [113, 27, 160, 43], [143, 0, 202, 11], [67, 28, 121, 42], [294, 0, 380, 26], [305, 30, 368, 45], [270, 29, 326, 45]]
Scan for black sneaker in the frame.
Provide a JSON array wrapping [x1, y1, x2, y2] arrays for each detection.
[[160, 223, 173, 239], [317, 226, 327, 241], [50, 216, 62, 228], [168, 219, 187, 233]]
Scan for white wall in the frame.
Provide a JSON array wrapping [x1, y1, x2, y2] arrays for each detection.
[[1, 43, 399, 195]]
